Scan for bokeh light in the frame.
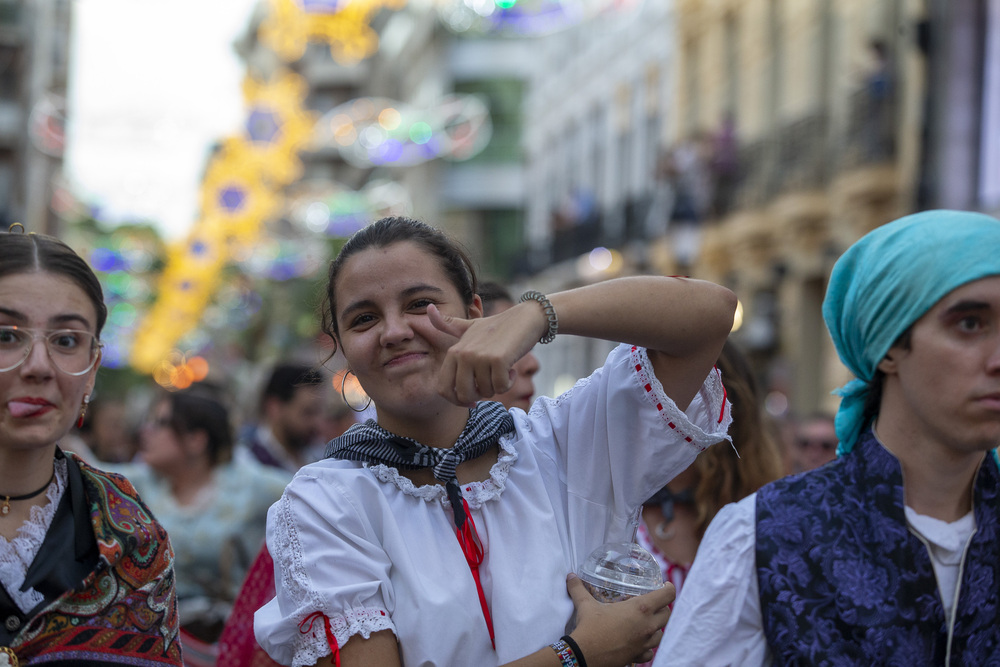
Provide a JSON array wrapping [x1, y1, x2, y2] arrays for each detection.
[[436, 0, 641, 37], [315, 95, 492, 167]]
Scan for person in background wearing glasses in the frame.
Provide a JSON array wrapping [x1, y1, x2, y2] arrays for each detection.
[[109, 385, 289, 667], [787, 411, 837, 474], [0, 228, 182, 665]]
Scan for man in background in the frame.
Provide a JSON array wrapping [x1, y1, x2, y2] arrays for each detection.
[[240, 362, 325, 472], [787, 411, 838, 474]]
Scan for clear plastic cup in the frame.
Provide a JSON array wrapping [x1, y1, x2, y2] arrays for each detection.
[[577, 542, 665, 667], [577, 541, 664, 603]]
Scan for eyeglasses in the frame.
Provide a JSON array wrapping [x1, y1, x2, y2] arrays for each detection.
[[796, 437, 837, 453], [0, 326, 102, 376], [144, 416, 174, 430]]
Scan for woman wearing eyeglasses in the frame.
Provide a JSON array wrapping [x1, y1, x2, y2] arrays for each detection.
[[110, 384, 291, 666], [0, 229, 182, 666]]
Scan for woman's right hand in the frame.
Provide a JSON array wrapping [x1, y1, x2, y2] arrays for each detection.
[[565, 573, 674, 667], [428, 301, 544, 407]]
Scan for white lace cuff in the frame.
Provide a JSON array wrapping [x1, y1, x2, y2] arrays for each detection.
[[630, 345, 732, 450], [292, 607, 395, 667]]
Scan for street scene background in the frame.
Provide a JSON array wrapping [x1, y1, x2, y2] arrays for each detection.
[[2, 0, 998, 428]]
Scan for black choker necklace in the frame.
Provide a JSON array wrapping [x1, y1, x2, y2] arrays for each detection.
[[1, 470, 55, 517]]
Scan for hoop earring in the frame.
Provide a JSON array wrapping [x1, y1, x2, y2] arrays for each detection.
[[76, 394, 90, 429], [341, 370, 372, 413]]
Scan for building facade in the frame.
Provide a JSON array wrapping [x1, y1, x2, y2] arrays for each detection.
[[667, 0, 999, 417], [0, 0, 72, 235], [518, 1, 676, 394], [236, 2, 532, 282]]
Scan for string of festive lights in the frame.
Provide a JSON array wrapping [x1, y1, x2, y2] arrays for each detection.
[[260, 0, 406, 64], [131, 52, 322, 379], [314, 94, 492, 168], [435, 0, 639, 36]]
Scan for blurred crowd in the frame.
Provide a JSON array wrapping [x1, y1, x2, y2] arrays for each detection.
[[56, 360, 359, 664]]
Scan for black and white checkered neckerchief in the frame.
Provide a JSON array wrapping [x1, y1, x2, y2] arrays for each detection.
[[325, 400, 514, 529]]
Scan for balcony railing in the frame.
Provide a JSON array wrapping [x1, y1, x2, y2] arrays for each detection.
[[531, 87, 900, 272]]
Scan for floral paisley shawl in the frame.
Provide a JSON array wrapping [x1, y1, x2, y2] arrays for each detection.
[[756, 430, 1000, 667], [4, 453, 182, 665]]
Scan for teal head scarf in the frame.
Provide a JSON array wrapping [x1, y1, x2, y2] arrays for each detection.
[[822, 209, 1000, 455]]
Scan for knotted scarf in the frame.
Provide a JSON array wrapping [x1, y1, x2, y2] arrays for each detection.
[[325, 400, 515, 528], [822, 209, 1000, 455]]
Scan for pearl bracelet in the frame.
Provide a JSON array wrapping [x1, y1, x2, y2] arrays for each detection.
[[518, 290, 558, 344]]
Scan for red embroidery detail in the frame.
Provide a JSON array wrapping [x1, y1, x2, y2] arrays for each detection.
[[631, 346, 637, 351], [685, 437, 693, 442], [714, 365, 727, 424], [668, 422, 676, 429], [299, 612, 341, 667], [656, 403, 663, 411], [635, 364, 642, 371], [455, 498, 495, 649], [644, 383, 652, 392]]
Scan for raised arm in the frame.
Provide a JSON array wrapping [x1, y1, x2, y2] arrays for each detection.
[[432, 276, 737, 410], [546, 276, 736, 409]]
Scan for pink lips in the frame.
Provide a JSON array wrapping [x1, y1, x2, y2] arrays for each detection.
[[385, 352, 425, 367], [8, 398, 54, 418]]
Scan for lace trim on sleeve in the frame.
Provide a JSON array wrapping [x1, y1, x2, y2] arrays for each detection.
[[272, 493, 400, 667], [629, 345, 732, 451], [0, 458, 68, 613], [271, 493, 333, 666], [295, 607, 394, 665]]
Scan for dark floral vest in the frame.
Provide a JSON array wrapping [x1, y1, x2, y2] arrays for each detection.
[[756, 431, 1000, 666]]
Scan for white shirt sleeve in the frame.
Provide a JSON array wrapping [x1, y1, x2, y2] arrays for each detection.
[[653, 494, 771, 667], [254, 470, 396, 667], [524, 344, 732, 546]]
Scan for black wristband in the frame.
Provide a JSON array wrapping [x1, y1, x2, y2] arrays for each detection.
[[561, 635, 588, 667]]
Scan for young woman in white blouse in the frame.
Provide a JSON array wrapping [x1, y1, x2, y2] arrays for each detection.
[[254, 216, 736, 667]]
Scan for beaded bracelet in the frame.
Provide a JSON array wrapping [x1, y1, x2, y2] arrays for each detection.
[[549, 638, 578, 666], [519, 290, 559, 344], [561, 635, 588, 667]]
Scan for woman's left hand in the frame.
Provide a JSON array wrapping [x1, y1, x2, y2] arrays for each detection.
[[428, 303, 541, 407]]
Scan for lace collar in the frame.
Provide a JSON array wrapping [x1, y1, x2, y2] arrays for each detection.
[[365, 433, 518, 509]]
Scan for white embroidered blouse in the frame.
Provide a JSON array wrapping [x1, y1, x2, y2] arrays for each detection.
[[254, 344, 732, 667]]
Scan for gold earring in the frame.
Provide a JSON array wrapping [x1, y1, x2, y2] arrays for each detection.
[[76, 394, 90, 429]]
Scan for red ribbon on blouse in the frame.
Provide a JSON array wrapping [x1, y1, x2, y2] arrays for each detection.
[[299, 611, 341, 667], [455, 496, 495, 649]]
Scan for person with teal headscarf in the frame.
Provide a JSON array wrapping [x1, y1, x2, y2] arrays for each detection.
[[822, 208, 1000, 456], [656, 209, 1000, 666]]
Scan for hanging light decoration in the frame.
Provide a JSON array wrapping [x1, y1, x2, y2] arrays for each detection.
[[314, 94, 492, 167], [435, 0, 640, 36], [260, 0, 407, 64], [285, 178, 413, 237]]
